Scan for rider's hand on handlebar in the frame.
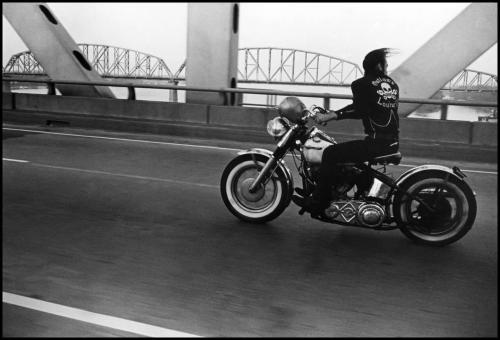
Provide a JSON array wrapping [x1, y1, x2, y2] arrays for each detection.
[[312, 108, 338, 126], [314, 114, 329, 126], [311, 105, 327, 114], [309, 105, 328, 126]]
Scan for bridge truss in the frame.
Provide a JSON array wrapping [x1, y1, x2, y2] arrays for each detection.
[[173, 47, 363, 86], [79, 44, 175, 79], [3, 43, 175, 79], [443, 69, 497, 92], [238, 47, 363, 85], [3, 44, 497, 91], [3, 50, 45, 74]]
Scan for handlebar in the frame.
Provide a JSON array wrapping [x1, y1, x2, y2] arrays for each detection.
[[304, 105, 328, 126], [310, 104, 328, 114], [273, 104, 329, 126]]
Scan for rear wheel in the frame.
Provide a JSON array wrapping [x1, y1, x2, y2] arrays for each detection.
[[220, 154, 291, 223], [394, 173, 476, 246]]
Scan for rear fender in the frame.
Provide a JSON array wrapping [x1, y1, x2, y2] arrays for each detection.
[[395, 164, 465, 188], [385, 164, 467, 219]]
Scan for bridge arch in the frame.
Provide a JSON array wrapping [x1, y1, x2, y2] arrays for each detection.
[[173, 47, 364, 85], [3, 45, 497, 91], [238, 47, 363, 85], [3, 43, 175, 79], [3, 50, 45, 74], [444, 69, 497, 91], [78, 43, 175, 79]]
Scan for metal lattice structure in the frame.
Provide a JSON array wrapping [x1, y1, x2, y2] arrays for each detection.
[[238, 47, 363, 85], [443, 69, 498, 92], [79, 43, 175, 79], [3, 44, 497, 92], [3, 50, 45, 74], [173, 47, 364, 85], [3, 43, 175, 79]]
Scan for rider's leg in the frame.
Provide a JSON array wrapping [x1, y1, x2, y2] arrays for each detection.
[[294, 139, 398, 214], [313, 140, 368, 207], [312, 139, 385, 211]]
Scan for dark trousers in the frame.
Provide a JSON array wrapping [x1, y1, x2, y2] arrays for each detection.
[[313, 138, 399, 206]]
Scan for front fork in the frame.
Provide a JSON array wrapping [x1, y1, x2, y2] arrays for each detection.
[[248, 156, 279, 193], [248, 127, 297, 193]]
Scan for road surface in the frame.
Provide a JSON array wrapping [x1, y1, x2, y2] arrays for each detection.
[[2, 123, 497, 337]]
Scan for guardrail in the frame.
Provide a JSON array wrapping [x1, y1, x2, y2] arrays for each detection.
[[3, 76, 498, 121]]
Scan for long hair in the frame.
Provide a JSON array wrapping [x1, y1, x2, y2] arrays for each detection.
[[362, 48, 398, 75]]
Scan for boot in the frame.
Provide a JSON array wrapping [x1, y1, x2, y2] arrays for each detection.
[[294, 187, 306, 197], [291, 195, 325, 217]]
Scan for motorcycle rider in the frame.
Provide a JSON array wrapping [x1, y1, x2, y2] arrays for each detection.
[[293, 48, 400, 217]]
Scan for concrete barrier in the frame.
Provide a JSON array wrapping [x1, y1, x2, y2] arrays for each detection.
[[2, 93, 497, 162], [399, 118, 471, 144], [14, 94, 208, 124], [3, 92, 13, 110], [209, 105, 275, 128], [471, 121, 498, 146]]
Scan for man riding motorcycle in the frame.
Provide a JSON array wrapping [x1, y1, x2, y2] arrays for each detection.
[[293, 48, 400, 217]]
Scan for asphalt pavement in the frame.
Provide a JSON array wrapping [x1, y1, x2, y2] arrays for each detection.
[[2, 123, 497, 337]]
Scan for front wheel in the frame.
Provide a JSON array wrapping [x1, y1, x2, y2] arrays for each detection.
[[220, 154, 291, 223], [394, 173, 477, 246]]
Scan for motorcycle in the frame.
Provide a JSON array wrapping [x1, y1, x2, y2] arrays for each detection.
[[220, 97, 477, 246]]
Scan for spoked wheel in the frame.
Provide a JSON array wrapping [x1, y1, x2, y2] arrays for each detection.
[[220, 154, 291, 223], [394, 174, 476, 246]]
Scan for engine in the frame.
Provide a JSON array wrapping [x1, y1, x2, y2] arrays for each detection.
[[324, 200, 386, 228]]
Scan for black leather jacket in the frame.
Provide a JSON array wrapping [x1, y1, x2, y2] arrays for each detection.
[[337, 72, 399, 141]]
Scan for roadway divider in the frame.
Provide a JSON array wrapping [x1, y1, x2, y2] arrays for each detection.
[[13, 93, 209, 124], [2, 92, 497, 163]]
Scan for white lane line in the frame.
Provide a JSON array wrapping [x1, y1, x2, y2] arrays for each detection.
[[33, 163, 219, 189], [2, 127, 241, 152], [3, 127, 497, 175], [3, 158, 29, 163], [3, 292, 200, 338]]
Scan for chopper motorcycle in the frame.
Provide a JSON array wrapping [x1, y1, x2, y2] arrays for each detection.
[[220, 97, 477, 246]]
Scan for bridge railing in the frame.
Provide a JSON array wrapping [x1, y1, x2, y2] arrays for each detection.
[[2, 76, 498, 121]]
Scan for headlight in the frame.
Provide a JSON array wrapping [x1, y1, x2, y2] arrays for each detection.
[[266, 117, 288, 137]]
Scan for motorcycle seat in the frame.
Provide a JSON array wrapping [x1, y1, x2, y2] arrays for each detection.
[[370, 152, 402, 165]]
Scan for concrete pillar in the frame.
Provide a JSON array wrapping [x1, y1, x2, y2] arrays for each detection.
[[169, 80, 179, 103], [186, 3, 240, 105], [266, 94, 277, 107], [3, 3, 115, 98], [390, 3, 497, 116]]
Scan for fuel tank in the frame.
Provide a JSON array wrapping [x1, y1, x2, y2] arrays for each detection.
[[303, 133, 334, 164]]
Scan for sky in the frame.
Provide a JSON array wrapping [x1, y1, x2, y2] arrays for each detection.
[[2, 3, 498, 75]]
